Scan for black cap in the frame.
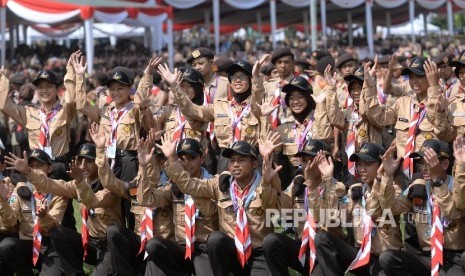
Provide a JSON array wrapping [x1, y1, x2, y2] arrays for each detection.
[[335, 53, 357, 68], [377, 55, 390, 65], [410, 139, 450, 159], [187, 47, 215, 64], [214, 57, 234, 72], [311, 50, 331, 61], [434, 52, 454, 66], [295, 59, 311, 71], [349, 143, 386, 163], [282, 76, 312, 94], [227, 60, 253, 78], [344, 66, 364, 84], [222, 141, 258, 159], [182, 68, 205, 86], [271, 47, 294, 64], [316, 56, 335, 75], [106, 70, 133, 87], [401, 57, 426, 76], [260, 63, 276, 76], [449, 51, 465, 72], [176, 138, 203, 157], [32, 70, 59, 86], [295, 139, 330, 157], [77, 143, 96, 160], [28, 149, 52, 165]]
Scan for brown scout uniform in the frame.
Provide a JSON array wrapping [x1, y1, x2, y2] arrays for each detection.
[[172, 77, 266, 149], [263, 75, 295, 125], [24, 169, 122, 239], [0, 180, 68, 240], [277, 87, 345, 167], [364, 82, 449, 157], [164, 161, 280, 249], [0, 66, 80, 158], [95, 148, 174, 239], [0, 177, 19, 234], [348, 177, 403, 256], [204, 74, 230, 103]]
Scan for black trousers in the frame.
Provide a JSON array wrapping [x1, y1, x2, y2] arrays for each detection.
[[0, 233, 17, 276], [107, 224, 144, 276], [0, 236, 61, 276], [144, 238, 213, 276], [49, 226, 111, 276], [113, 155, 138, 231], [207, 231, 270, 276], [314, 231, 383, 276], [263, 232, 326, 276]]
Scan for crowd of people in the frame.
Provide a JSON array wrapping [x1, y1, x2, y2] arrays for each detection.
[[0, 33, 464, 276]]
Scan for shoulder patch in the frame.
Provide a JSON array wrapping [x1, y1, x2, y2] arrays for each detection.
[[8, 194, 16, 205]]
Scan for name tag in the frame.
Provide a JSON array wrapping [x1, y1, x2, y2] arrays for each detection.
[[216, 114, 229, 118], [398, 117, 409, 123], [453, 112, 465, 117]]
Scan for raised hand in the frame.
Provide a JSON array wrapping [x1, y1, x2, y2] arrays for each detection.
[[258, 131, 282, 159], [423, 148, 442, 180], [67, 157, 84, 183], [36, 201, 49, 218], [256, 101, 278, 116], [262, 153, 282, 186], [363, 56, 378, 86], [454, 136, 465, 164], [304, 154, 323, 188], [324, 65, 337, 87], [317, 151, 334, 179], [4, 151, 30, 174], [137, 137, 155, 168], [67, 50, 81, 68], [157, 132, 178, 163], [157, 64, 182, 86], [144, 57, 164, 75], [71, 51, 87, 75], [388, 53, 399, 72], [424, 59, 439, 87], [252, 54, 270, 77], [381, 145, 401, 176], [435, 93, 452, 113], [89, 122, 106, 148]]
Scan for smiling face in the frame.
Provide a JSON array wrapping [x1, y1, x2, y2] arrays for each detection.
[[78, 157, 98, 180], [35, 80, 58, 106], [348, 81, 362, 106], [228, 154, 257, 181], [355, 160, 379, 184], [178, 153, 204, 178], [287, 90, 308, 114], [408, 73, 429, 95], [108, 81, 131, 108], [229, 71, 251, 94]]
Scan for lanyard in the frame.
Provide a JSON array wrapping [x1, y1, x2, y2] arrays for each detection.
[[39, 104, 62, 144], [293, 118, 314, 151], [109, 102, 133, 143], [229, 103, 251, 131], [230, 171, 261, 211]]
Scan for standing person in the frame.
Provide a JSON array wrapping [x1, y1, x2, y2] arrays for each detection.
[[137, 138, 216, 276], [443, 51, 465, 138], [434, 52, 458, 98], [0, 149, 69, 276], [157, 56, 269, 173], [158, 132, 282, 276], [5, 143, 122, 276], [335, 52, 358, 110], [88, 123, 174, 276]]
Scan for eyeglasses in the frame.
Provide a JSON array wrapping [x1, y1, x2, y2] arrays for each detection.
[[230, 74, 248, 82]]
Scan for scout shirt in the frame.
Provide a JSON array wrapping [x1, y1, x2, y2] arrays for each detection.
[[347, 178, 403, 255], [336, 76, 351, 110], [263, 75, 295, 126], [165, 160, 280, 249], [279, 176, 347, 240], [204, 73, 229, 103], [276, 86, 345, 166], [137, 166, 218, 244], [95, 147, 174, 239], [454, 163, 465, 211], [171, 77, 265, 149], [0, 181, 68, 240], [364, 81, 449, 157], [0, 65, 80, 158], [24, 169, 122, 239], [76, 73, 153, 151], [443, 74, 460, 99], [0, 177, 19, 234], [445, 85, 465, 137]]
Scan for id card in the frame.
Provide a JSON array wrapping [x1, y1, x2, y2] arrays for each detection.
[[107, 141, 116, 159], [44, 146, 53, 158]]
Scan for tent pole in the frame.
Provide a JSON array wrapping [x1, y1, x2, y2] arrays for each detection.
[[303, 11, 309, 40], [256, 11, 262, 37], [365, 0, 374, 57], [347, 12, 353, 47], [447, 0, 454, 39], [321, 0, 327, 49], [204, 10, 210, 46], [0, 7, 6, 67], [423, 13, 428, 37], [310, 0, 317, 51], [168, 18, 174, 71], [84, 18, 94, 74], [386, 12, 391, 37], [213, 0, 220, 54], [409, 0, 415, 44], [270, 0, 277, 50]]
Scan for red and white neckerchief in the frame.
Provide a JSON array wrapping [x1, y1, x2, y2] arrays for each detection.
[[293, 118, 314, 151], [298, 187, 321, 273], [229, 101, 251, 143], [81, 206, 89, 260], [444, 76, 457, 99], [346, 109, 361, 176], [402, 102, 426, 178], [138, 208, 153, 259], [270, 81, 285, 129], [31, 190, 52, 266], [430, 196, 443, 276], [204, 76, 219, 142], [109, 102, 133, 147], [38, 104, 62, 150], [346, 189, 374, 273], [172, 107, 186, 142], [377, 79, 388, 105], [184, 194, 196, 260], [342, 84, 354, 109], [230, 172, 261, 267]]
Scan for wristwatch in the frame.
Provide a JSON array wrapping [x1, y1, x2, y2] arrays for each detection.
[[432, 178, 445, 187]]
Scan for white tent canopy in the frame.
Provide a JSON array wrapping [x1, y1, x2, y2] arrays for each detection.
[[377, 17, 441, 38]]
